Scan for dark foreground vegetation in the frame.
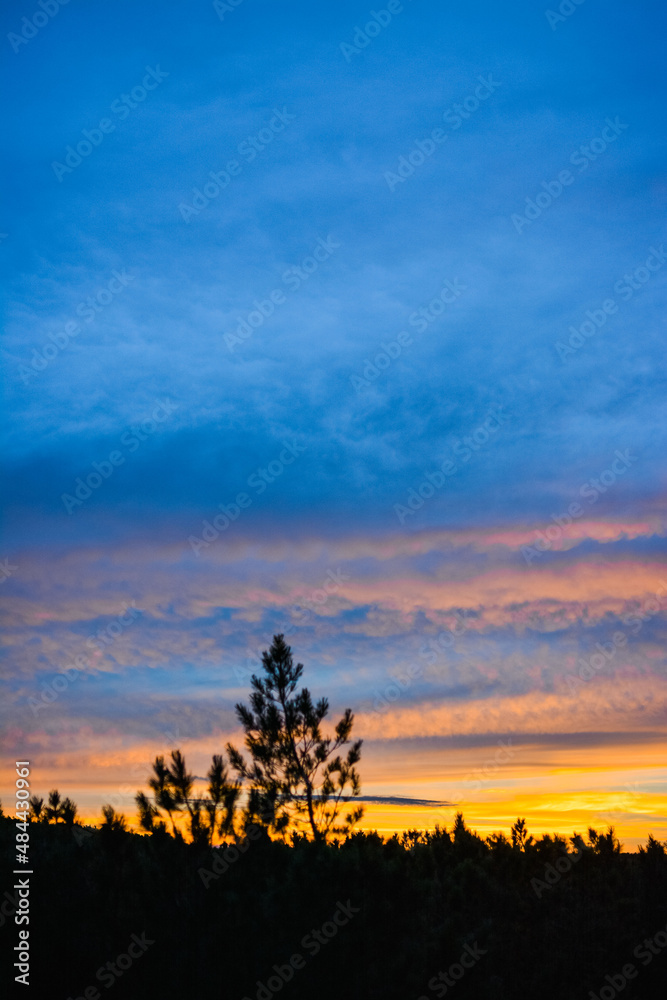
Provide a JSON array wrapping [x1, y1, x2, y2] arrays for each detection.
[[3, 639, 666, 997], [2, 813, 667, 999]]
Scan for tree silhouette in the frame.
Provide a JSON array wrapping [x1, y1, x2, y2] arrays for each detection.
[[143, 754, 179, 836], [4, 804, 667, 998], [100, 804, 127, 833], [587, 824, 622, 855], [639, 833, 666, 857], [226, 634, 363, 842], [45, 789, 63, 823], [29, 795, 45, 823], [511, 817, 534, 851], [30, 789, 78, 825], [136, 749, 239, 844], [60, 797, 78, 826], [135, 791, 165, 835]]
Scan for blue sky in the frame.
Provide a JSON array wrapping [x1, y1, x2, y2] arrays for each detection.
[[1, 0, 666, 842]]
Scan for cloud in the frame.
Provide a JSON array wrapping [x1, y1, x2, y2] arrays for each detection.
[[339, 795, 454, 807], [2, 0, 666, 844]]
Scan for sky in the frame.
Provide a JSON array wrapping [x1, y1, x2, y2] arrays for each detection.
[[1, 0, 666, 848]]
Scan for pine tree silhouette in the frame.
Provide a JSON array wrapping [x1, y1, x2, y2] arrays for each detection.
[[226, 634, 363, 842], [136, 749, 239, 844], [100, 804, 127, 832]]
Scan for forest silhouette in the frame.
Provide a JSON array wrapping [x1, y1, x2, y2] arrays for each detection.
[[2, 635, 666, 998]]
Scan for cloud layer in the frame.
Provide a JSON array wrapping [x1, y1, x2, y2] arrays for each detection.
[[1, 0, 666, 846]]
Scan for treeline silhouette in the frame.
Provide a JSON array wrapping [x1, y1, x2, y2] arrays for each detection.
[[2, 636, 665, 997], [2, 809, 667, 998]]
